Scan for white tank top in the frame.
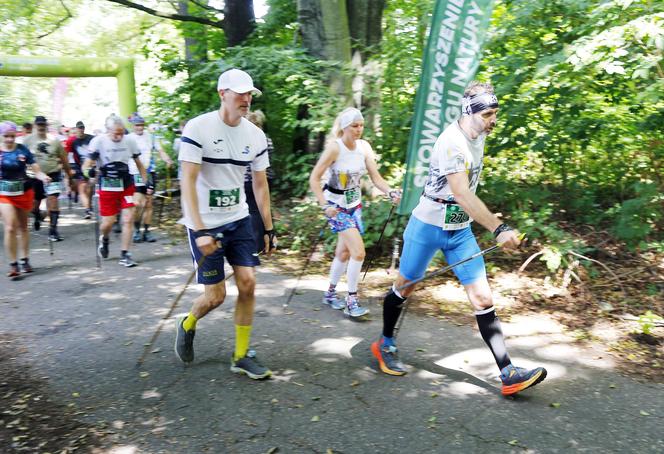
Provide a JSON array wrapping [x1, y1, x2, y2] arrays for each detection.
[[323, 138, 367, 209]]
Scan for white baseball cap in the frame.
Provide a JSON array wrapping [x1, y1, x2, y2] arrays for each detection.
[[217, 69, 262, 96]]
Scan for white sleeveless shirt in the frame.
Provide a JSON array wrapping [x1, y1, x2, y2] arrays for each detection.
[[323, 138, 368, 209]]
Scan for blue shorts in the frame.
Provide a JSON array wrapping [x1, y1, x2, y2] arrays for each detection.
[[399, 216, 486, 286], [326, 204, 364, 235], [186, 216, 260, 285]]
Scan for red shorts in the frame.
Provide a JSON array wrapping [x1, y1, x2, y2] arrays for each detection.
[[0, 188, 35, 211], [98, 185, 136, 217]]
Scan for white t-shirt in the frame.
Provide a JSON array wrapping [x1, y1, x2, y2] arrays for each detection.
[[88, 134, 140, 167], [323, 138, 368, 209], [127, 132, 156, 174], [412, 121, 485, 229], [178, 111, 269, 229]]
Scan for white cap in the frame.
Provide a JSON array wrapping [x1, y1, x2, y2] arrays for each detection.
[[217, 69, 262, 96]]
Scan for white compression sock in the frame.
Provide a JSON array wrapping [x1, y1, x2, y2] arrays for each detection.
[[329, 257, 348, 287], [346, 258, 364, 293]]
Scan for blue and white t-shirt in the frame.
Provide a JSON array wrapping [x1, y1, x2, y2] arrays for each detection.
[[178, 111, 269, 229]]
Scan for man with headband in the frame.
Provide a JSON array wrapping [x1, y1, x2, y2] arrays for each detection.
[[371, 81, 547, 396]]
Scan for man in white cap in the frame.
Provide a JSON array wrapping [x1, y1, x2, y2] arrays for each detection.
[[175, 68, 277, 380]]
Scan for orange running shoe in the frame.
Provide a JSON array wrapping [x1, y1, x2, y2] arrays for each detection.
[[500, 364, 547, 396]]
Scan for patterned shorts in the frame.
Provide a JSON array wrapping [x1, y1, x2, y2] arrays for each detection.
[[326, 204, 364, 235]]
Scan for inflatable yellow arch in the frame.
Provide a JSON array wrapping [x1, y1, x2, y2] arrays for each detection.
[[0, 55, 137, 119]]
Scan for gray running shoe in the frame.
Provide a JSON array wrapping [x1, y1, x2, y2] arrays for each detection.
[[343, 294, 369, 317], [118, 252, 137, 267], [142, 231, 157, 243], [98, 235, 109, 259], [230, 349, 272, 380], [132, 230, 143, 243], [322, 290, 345, 310], [174, 315, 195, 363]]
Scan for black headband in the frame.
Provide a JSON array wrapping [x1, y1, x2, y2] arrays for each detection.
[[462, 92, 499, 115]]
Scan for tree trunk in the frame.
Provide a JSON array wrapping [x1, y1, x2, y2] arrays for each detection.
[[178, 1, 208, 61], [346, 0, 385, 60], [297, 0, 351, 96], [224, 0, 256, 47]]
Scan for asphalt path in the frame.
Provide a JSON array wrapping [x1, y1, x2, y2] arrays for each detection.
[[1, 207, 662, 453]]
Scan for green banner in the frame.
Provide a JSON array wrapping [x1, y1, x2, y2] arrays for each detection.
[[398, 0, 496, 215]]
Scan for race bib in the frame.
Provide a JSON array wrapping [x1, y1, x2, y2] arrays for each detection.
[[0, 180, 24, 196], [441, 203, 471, 230], [45, 181, 62, 195], [344, 187, 360, 205], [133, 174, 146, 187], [101, 177, 124, 192], [209, 188, 240, 211]]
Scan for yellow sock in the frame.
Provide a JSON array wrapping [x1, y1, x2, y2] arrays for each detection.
[[234, 325, 252, 361], [182, 313, 198, 332]]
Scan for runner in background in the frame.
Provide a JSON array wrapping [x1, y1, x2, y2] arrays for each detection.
[[65, 121, 94, 218], [127, 113, 173, 243]]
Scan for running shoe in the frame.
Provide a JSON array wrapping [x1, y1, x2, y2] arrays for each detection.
[[322, 290, 345, 310], [7, 263, 20, 278], [48, 232, 63, 242], [19, 258, 33, 274], [343, 294, 369, 317], [174, 315, 195, 363], [371, 340, 407, 376], [132, 231, 143, 243], [142, 231, 157, 243], [230, 350, 272, 380], [500, 364, 547, 396], [83, 210, 92, 220], [118, 252, 137, 267], [98, 236, 109, 259]]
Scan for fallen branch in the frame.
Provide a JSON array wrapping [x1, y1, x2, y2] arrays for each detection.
[[568, 250, 627, 297], [518, 251, 544, 273]]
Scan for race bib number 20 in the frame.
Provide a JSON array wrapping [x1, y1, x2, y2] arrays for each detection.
[[209, 188, 240, 211]]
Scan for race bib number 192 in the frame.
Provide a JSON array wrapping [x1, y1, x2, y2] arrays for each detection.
[[209, 188, 240, 211]]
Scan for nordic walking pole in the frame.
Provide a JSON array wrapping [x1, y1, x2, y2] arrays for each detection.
[[136, 232, 224, 367], [392, 234, 526, 339], [362, 204, 395, 281], [282, 224, 326, 310]]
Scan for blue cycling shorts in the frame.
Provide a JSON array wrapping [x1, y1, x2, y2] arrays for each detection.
[[399, 216, 486, 286]]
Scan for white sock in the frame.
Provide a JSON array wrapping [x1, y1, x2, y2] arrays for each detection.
[[328, 257, 347, 288], [346, 258, 364, 293]]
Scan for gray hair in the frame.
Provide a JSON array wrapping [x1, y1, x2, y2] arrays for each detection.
[[246, 110, 266, 129], [105, 113, 125, 130], [464, 81, 495, 97]]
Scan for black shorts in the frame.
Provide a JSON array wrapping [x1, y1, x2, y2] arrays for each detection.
[[70, 164, 87, 181], [186, 216, 260, 285], [29, 178, 45, 200], [134, 172, 157, 195]]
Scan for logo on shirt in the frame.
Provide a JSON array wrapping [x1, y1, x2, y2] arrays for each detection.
[[242, 145, 250, 155], [213, 139, 224, 144]]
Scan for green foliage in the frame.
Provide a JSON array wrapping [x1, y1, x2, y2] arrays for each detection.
[[481, 0, 664, 248], [611, 182, 663, 245], [145, 46, 346, 196], [635, 311, 663, 336]]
